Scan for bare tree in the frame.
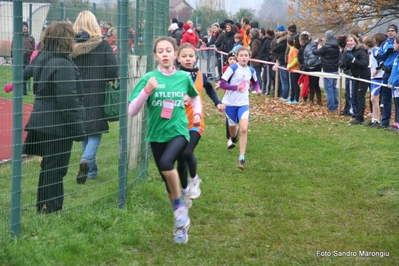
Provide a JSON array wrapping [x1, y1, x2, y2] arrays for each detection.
[[288, 0, 399, 35]]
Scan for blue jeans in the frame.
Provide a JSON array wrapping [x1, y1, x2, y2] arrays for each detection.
[[323, 74, 338, 111], [253, 66, 262, 90], [81, 133, 102, 178], [279, 68, 289, 99]]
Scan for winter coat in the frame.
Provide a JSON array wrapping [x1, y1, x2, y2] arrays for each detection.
[[215, 30, 225, 50], [375, 37, 398, 68], [24, 51, 85, 139], [271, 35, 288, 66], [195, 29, 203, 40], [206, 32, 219, 47], [312, 38, 340, 72], [269, 36, 277, 62], [259, 36, 272, 62], [250, 36, 262, 67], [243, 25, 251, 47], [340, 46, 370, 79], [70, 33, 118, 135], [221, 30, 236, 53], [11, 32, 35, 58], [237, 28, 245, 41], [303, 42, 321, 70], [298, 46, 305, 70], [181, 29, 199, 48], [173, 29, 183, 46]]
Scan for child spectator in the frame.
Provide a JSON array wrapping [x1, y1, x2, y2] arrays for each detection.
[[232, 33, 243, 52], [181, 23, 199, 48], [364, 35, 384, 127], [286, 35, 301, 104]]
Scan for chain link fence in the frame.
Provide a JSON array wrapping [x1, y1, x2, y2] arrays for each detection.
[[0, 0, 169, 240]]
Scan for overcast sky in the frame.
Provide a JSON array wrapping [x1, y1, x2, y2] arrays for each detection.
[[186, 0, 258, 15]]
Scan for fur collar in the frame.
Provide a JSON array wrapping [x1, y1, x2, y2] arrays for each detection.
[[276, 35, 288, 44], [70, 36, 103, 58]]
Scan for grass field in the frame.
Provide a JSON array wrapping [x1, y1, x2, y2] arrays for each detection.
[[0, 65, 398, 265]]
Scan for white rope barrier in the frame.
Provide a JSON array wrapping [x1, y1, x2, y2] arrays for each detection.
[[196, 45, 394, 114], [197, 45, 391, 87]]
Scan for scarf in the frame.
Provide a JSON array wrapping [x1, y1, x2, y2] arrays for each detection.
[[179, 65, 199, 80]]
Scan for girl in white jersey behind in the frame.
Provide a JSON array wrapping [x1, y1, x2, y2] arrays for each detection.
[[218, 46, 261, 170]]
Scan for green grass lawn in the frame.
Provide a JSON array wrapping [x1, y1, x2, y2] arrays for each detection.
[[0, 65, 398, 265]]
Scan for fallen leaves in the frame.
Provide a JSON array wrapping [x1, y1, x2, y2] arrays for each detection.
[[248, 96, 351, 126], [202, 92, 363, 128]]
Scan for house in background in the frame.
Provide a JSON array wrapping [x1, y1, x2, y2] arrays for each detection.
[[169, 0, 194, 23]]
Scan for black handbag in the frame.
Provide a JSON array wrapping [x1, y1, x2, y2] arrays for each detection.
[[104, 80, 119, 122]]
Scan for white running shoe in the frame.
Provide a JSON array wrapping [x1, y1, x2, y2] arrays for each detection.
[[173, 205, 190, 229], [227, 138, 235, 149], [182, 191, 192, 208], [174, 220, 190, 244], [189, 177, 202, 199]]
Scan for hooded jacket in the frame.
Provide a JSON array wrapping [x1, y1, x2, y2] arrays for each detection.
[[70, 32, 118, 135], [181, 28, 199, 47]]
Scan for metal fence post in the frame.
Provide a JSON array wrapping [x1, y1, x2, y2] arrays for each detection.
[[60, 2, 64, 21], [92, 3, 96, 16], [9, 0, 24, 239], [117, 0, 129, 208], [136, 0, 155, 180]]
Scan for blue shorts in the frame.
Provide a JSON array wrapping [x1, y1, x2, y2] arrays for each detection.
[[225, 105, 249, 126], [370, 78, 383, 96]]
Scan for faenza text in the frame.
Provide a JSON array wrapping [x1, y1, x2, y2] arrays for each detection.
[[316, 250, 389, 258]]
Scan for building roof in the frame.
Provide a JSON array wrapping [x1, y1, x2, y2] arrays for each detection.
[[169, 0, 194, 9]]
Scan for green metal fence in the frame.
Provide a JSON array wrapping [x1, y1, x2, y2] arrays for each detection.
[[0, 0, 169, 240]]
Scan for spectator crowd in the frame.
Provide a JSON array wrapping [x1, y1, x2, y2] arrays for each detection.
[[168, 17, 399, 129]]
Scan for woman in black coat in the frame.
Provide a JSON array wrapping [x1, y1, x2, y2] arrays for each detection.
[[23, 21, 86, 213], [70, 11, 118, 182], [271, 31, 289, 99], [340, 34, 370, 124], [221, 23, 236, 53]]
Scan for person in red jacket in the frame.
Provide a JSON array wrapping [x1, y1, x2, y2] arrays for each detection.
[[181, 23, 199, 48]]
